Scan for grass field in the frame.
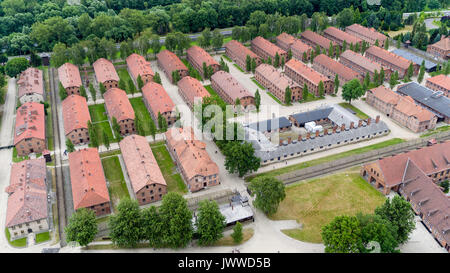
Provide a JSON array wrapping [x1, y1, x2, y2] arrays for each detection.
[[35, 231, 51, 244], [213, 228, 254, 246], [246, 138, 405, 182], [233, 63, 246, 73], [420, 125, 450, 138], [270, 169, 386, 243], [129, 97, 156, 136], [5, 228, 27, 247], [302, 91, 324, 103], [12, 147, 30, 163], [150, 142, 188, 194], [117, 68, 134, 94], [250, 77, 266, 90], [204, 85, 227, 107], [222, 54, 233, 62], [101, 156, 130, 209], [338, 102, 370, 119], [88, 104, 116, 144]]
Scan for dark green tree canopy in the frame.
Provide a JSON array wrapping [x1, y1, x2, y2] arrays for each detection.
[[249, 176, 286, 215]]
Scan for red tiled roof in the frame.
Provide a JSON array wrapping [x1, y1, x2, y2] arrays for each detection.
[[323, 26, 362, 45], [126, 53, 154, 81], [17, 68, 44, 98], [58, 63, 82, 89], [276, 33, 297, 47], [142, 82, 175, 116], [103, 88, 135, 122], [119, 135, 166, 194], [156, 50, 188, 74], [368, 85, 401, 105], [365, 46, 412, 70], [429, 36, 450, 51], [68, 148, 110, 210], [285, 58, 329, 85], [211, 71, 253, 101], [224, 40, 259, 60], [255, 64, 300, 91], [187, 46, 219, 67], [14, 102, 45, 145], [291, 39, 313, 54], [252, 36, 287, 56], [345, 24, 387, 42], [376, 141, 450, 187], [61, 95, 91, 135], [177, 76, 210, 106], [426, 74, 450, 91], [300, 30, 337, 49], [340, 49, 384, 73], [313, 54, 360, 82], [5, 158, 47, 227], [93, 58, 119, 84], [165, 127, 219, 180]]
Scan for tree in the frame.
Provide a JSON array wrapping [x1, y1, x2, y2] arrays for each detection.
[[109, 199, 143, 248], [302, 83, 308, 101], [99, 83, 106, 95], [405, 63, 414, 82], [302, 52, 307, 62], [5, 57, 29, 78], [136, 75, 144, 91], [80, 85, 87, 100], [128, 78, 136, 96], [384, 38, 389, 50], [322, 215, 362, 253], [328, 42, 334, 57], [417, 60, 425, 83], [88, 121, 98, 148], [150, 35, 162, 57], [102, 130, 110, 150], [51, 43, 69, 68], [29, 51, 42, 67], [375, 39, 379, 47], [334, 74, 339, 94], [342, 79, 364, 105], [389, 72, 398, 89], [379, 69, 385, 86], [281, 57, 285, 69], [141, 206, 164, 248], [211, 29, 224, 50], [285, 86, 292, 104], [267, 57, 272, 65], [249, 176, 285, 215], [396, 39, 401, 49], [149, 118, 156, 140], [231, 222, 243, 244], [440, 180, 449, 193], [66, 139, 75, 153], [318, 81, 325, 97], [255, 89, 261, 112], [223, 141, 260, 177], [196, 200, 226, 246], [374, 196, 415, 244], [89, 83, 96, 103], [153, 72, 161, 84], [159, 192, 193, 248], [357, 213, 399, 253], [246, 55, 251, 72], [274, 52, 280, 68], [65, 208, 97, 247], [251, 58, 257, 73], [112, 117, 122, 141], [119, 79, 127, 91], [59, 82, 68, 100]]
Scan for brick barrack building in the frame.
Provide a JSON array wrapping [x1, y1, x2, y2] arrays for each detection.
[[177, 76, 210, 109], [210, 71, 255, 109], [14, 102, 46, 156], [93, 58, 119, 90], [17, 67, 44, 104], [322, 26, 363, 48], [103, 88, 135, 136], [251, 36, 288, 62], [68, 148, 111, 216], [339, 49, 391, 80], [284, 58, 334, 96], [186, 45, 220, 78], [126, 53, 154, 85], [276, 32, 313, 61], [366, 86, 436, 132], [426, 36, 449, 60], [62, 94, 91, 145], [225, 40, 261, 72], [142, 82, 177, 127], [165, 127, 220, 192], [119, 135, 167, 205], [156, 50, 189, 83], [345, 24, 387, 47], [426, 74, 450, 97], [254, 64, 302, 102], [300, 30, 337, 55], [364, 46, 417, 78], [58, 63, 82, 96], [313, 54, 362, 85]]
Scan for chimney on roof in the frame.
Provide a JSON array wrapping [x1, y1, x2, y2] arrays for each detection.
[[350, 122, 354, 129], [376, 115, 380, 123]]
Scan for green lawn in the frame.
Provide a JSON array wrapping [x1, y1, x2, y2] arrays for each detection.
[[88, 104, 116, 144], [246, 138, 405, 182], [204, 85, 227, 107], [233, 63, 246, 73], [117, 68, 134, 94], [101, 156, 130, 209], [46, 110, 54, 151], [129, 97, 156, 135], [12, 147, 30, 163], [270, 169, 386, 243], [5, 228, 27, 247], [213, 228, 254, 246], [181, 59, 203, 80], [338, 102, 370, 119], [99, 149, 122, 158], [251, 77, 266, 90], [35, 231, 51, 244], [150, 142, 188, 194], [222, 54, 233, 62], [420, 125, 450, 138], [301, 91, 324, 103]]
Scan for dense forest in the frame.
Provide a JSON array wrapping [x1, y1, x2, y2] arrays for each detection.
[[0, 0, 448, 56]]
